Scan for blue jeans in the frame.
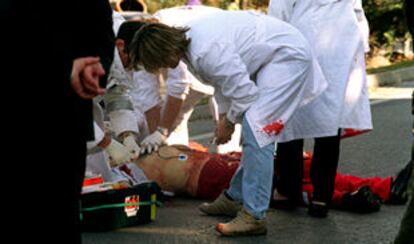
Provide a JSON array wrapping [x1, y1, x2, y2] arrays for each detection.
[[226, 118, 275, 219]]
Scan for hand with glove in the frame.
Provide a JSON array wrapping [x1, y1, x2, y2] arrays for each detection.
[[122, 133, 141, 160], [140, 127, 168, 154], [99, 135, 131, 167]]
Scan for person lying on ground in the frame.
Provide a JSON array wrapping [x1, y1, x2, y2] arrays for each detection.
[[111, 145, 412, 214], [272, 152, 413, 214]]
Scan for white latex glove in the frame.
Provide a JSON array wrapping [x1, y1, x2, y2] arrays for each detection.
[[140, 131, 167, 154], [123, 134, 141, 160], [104, 139, 131, 167]]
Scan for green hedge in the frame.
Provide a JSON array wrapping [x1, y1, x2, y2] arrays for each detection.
[[364, 0, 411, 55], [367, 60, 414, 74]]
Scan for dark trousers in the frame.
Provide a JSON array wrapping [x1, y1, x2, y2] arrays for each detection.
[[395, 182, 414, 244], [274, 139, 304, 204], [275, 130, 341, 205], [12, 124, 87, 244], [53, 138, 87, 244], [70, 142, 87, 244], [394, 92, 414, 243]]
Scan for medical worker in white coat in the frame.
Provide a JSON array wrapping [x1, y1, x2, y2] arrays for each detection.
[[93, 13, 211, 157], [112, 9, 242, 154], [268, 0, 372, 217], [127, 11, 327, 236], [154, 5, 243, 154], [86, 12, 141, 167], [112, 19, 215, 154]]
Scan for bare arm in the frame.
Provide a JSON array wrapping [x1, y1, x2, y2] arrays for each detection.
[[145, 105, 162, 133], [160, 95, 184, 134]]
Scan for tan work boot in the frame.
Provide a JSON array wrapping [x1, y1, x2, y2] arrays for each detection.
[[199, 193, 241, 217], [216, 208, 267, 236]]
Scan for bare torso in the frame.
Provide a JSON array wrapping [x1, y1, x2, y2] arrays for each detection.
[[133, 145, 210, 196]]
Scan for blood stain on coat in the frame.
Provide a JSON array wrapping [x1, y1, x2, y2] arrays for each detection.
[[262, 120, 284, 136]]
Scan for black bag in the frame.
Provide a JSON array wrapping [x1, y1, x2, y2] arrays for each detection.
[[81, 182, 161, 231]]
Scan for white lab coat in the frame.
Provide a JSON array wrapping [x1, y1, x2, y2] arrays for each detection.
[[86, 12, 138, 149], [131, 61, 212, 111], [183, 11, 327, 147], [155, 6, 244, 147], [154, 5, 219, 99], [130, 62, 212, 145], [153, 5, 218, 99], [86, 101, 106, 152], [100, 12, 140, 138], [353, 0, 370, 52], [154, 5, 222, 27], [155, 6, 243, 152], [108, 12, 214, 145], [268, 0, 372, 142]]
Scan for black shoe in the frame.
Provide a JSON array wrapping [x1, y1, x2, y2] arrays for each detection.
[[308, 201, 328, 218], [389, 160, 413, 205], [341, 186, 381, 213]]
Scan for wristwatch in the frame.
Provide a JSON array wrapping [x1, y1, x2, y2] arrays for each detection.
[[156, 126, 169, 137]]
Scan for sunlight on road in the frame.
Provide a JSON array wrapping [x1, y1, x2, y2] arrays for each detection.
[[369, 81, 414, 100], [369, 86, 414, 100]]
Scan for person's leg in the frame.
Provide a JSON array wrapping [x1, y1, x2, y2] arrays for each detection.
[[394, 171, 414, 243], [334, 168, 383, 214], [73, 145, 87, 244], [337, 174, 392, 202], [237, 119, 274, 219], [393, 77, 414, 243], [309, 130, 341, 217], [340, 186, 382, 213], [198, 117, 245, 216], [61, 138, 87, 244], [226, 165, 244, 202], [198, 164, 243, 217], [216, 119, 272, 236], [272, 139, 304, 208]]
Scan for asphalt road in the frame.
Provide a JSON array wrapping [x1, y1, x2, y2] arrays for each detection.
[[83, 82, 413, 244]]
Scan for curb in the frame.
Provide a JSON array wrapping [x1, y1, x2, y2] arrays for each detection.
[[367, 66, 414, 89]]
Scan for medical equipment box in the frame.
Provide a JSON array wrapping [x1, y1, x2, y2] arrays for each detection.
[[81, 182, 160, 231]]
